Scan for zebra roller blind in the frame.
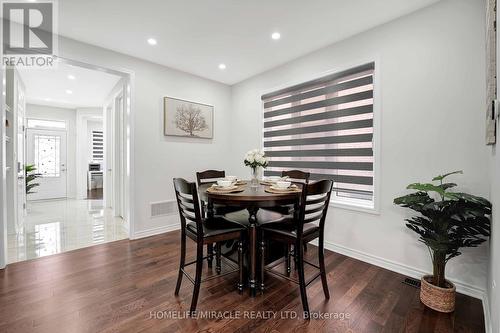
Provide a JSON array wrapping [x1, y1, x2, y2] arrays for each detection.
[[92, 130, 104, 161], [262, 62, 375, 201]]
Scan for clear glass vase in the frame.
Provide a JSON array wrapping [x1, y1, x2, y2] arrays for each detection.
[[250, 167, 260, 188]]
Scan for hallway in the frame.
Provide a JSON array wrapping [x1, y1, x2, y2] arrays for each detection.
[[7, 199, 127, 263]]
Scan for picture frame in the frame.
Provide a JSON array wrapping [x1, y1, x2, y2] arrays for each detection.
[[163, 97, 214, 139]]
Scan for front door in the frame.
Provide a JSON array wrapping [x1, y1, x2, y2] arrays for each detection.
[[26, 129, 67, 200]]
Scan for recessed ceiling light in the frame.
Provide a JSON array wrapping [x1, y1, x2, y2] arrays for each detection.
[[67, 74, 75, 80], [271, 32, 281, 40], [45, 98, 51, 101], [147, 38, 157, 45], [65, 89, 73, 94], [218, 63, 226, 70]]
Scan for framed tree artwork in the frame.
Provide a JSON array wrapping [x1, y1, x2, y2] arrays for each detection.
[[164, 97, 214, 139], [486, 0, 497, 145]]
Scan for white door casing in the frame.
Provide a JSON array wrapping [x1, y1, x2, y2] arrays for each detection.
[[104, 105, 113, 208], [15, 75, 26, 231], [114, 94, 124, 218], [103, 81, 128, 223], [26, 129, 68, 200]]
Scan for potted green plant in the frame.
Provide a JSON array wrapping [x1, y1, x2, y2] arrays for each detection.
[[25, 164, 42, 194], [394, 171, 491, 313]]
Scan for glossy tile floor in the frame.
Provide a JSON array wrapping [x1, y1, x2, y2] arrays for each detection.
[[7, 199, 128, 263]]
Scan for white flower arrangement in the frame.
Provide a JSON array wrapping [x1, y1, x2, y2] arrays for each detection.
[[244, 149, 268, 169]]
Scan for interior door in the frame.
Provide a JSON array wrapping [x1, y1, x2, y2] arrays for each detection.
[[26, 129, 67, 200]]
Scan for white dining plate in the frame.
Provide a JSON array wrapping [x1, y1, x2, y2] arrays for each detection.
[[211, 184, 238, 191], [269, 184, 297, 191]]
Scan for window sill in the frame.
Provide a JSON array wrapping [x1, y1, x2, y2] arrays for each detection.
[[330, 200, 380, 215]]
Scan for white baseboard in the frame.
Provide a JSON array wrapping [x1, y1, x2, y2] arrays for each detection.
[[482, 292, 492, 333], [321, 240, 492, 331], [317, 240, 486, 300], [131, 223, 180, 239]]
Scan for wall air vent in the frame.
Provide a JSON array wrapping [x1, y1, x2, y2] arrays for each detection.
[[150, 200, 177, 218], [403, 277, 421, 288]]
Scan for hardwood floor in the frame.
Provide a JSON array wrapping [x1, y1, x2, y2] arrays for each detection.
[[0, 231, 484, 333]]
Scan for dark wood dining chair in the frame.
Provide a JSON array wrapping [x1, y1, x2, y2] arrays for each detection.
[[282, 170, 311, 184], [173, 178, 245, 313], [196, 169, 225, 185], [196, 170, 244, 217], [196, 170, 244, 269], [260, 179, 333, 317], [264, 170, 311, 269], [196, 170, 225, 211], [264, 170, 310, 216]]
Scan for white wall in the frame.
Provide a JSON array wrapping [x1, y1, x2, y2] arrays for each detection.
[[229, 0, 489, 296], [57, 36, 233, 236], [26, 104, 77, 199]]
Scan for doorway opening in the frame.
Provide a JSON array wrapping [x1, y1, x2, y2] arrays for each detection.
[[3, 60, 131, 263]]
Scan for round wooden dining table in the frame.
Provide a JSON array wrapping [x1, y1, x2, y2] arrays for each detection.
[[198, 182, 301, 296]]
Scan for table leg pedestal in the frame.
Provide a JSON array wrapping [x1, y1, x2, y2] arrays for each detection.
[[260, 231, 265, 293], [207, 200, 214, 219], [247, 206, 258, 297], [237, 241, 244, 293]]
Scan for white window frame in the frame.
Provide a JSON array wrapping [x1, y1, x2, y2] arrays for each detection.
[[27, 117, 67, 130], [260, 58, 381, 215]]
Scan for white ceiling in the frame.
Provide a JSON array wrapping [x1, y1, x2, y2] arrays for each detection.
[[18, 62, 122, 109], [58, 0, 441, 85]]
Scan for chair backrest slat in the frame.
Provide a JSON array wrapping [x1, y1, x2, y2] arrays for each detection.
[[306, 195, 329, 205], [178, 201, 196, 213], [174, 178, 203, 239], [303, 215, 323, 224], [180, 210, 198, 223], [178, 194, 194, 204], [304, 204, 325, 215], [282, 170, 310, 184], [196, 170, 226, 186]]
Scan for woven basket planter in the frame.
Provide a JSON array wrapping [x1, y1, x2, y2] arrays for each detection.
[[420, 275, 456, 313]]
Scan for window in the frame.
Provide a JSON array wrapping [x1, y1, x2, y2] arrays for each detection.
[[262, 62, 375, 209], [92, 130, 103, 161], [34, 134, 61, 177]]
